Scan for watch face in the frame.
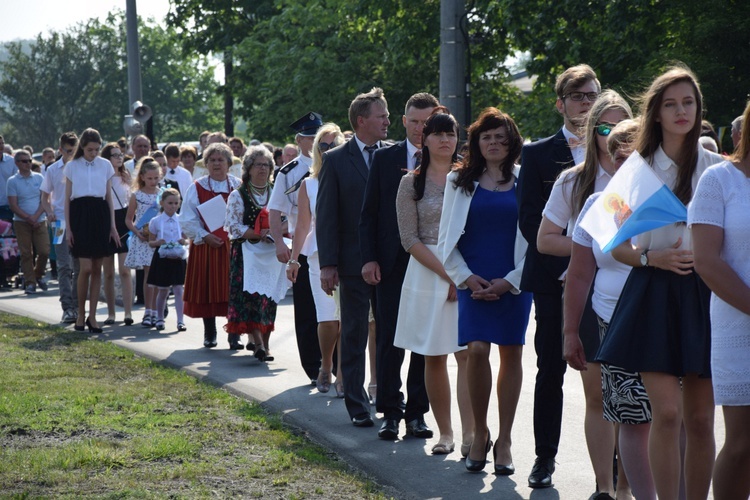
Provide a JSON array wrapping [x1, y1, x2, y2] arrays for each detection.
[[640, 253, 648, 266]]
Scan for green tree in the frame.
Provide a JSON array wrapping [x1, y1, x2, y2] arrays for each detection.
[[0, 12, 223, 150], [478, 0, 750, 140], [168, 0, 442, 143]]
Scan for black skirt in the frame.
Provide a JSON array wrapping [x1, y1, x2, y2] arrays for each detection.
[[595, 266, 711, 377], [109, 207, 129, 254], [146, 249, 186, 288], [70, 197, 112, 259]]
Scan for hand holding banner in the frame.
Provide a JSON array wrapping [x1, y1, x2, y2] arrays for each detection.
[[579, 152, 687, 252]]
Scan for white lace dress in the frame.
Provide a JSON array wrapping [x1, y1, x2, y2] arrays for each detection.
[[689, 160, 750, 405]]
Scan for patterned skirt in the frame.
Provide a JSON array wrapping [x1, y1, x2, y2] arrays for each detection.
[[598, 316, 652, 424], [224, 241, 277, 335]]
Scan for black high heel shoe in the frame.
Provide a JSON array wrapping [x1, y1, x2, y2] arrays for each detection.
[[493, 442, 515, 475], [254, 347, 267, 362], [74, 322, 85, 332], [86, 317, 103, 334], [465, 431, 492, 472], [124, 317, 134, 326]]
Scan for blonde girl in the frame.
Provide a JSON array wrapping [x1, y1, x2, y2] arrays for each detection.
[[124, 157, 161, 327]]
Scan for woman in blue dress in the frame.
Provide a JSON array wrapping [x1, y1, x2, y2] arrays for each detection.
[[438, 108, 531, 473]]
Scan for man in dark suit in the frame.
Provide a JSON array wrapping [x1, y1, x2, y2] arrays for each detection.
[[316, 87, 391, 427], [517, 64, 600, 489], [359, 93, 439, 440]]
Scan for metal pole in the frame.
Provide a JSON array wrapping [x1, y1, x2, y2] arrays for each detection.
[[440, 0, 467, 133], [125, 0, 142, 105]]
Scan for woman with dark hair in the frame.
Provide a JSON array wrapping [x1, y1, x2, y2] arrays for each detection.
[[64, 128, 120, 332], [394, 109, 472, 455], [438, 108, 531, 473], [597, 66, 723, 499], [225, 145, 288, 361], [181, 143, 242, 348], [100, 142, 133, 325], [692, 99, 750, 500]]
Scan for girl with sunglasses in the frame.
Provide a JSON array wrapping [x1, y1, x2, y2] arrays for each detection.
[[537, 90, 632, 499], [287, 123, 346, 394]]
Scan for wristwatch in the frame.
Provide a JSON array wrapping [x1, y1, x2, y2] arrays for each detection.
[[640, 250, 649, 267]]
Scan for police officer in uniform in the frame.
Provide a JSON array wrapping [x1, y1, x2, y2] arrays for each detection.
[[269, 112, 323, 383]]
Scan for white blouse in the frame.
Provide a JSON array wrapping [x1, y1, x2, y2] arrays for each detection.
[[573, 193, 632, 322], [543, 164, 612, 233], [181, 174, 241, 244], [64, 157, 115, 199], [110, 174, 131, 210], [149, 212, 183, 243], [636, 145, 723, 251]]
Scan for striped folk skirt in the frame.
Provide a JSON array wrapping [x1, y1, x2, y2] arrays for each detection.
[[183, 239, 230, 318]]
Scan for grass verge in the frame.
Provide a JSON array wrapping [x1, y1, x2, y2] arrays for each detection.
[[0, 312, 387, 498]]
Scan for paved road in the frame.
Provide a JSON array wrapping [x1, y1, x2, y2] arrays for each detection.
[[0, 281, 724, 499]]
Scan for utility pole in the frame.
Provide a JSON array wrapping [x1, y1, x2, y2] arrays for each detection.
[[124, 0, 152, 140], [126, 0, 142, 110], [440, 0, 468, 134]]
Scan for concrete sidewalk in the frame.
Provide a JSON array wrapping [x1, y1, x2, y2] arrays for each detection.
[[0, 281, 723, 499]]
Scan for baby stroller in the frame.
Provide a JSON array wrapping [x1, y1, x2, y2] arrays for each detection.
[[0, 219, 21, 289]]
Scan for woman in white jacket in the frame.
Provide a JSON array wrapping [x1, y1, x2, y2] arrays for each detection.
[[438, 108, 530, 474]]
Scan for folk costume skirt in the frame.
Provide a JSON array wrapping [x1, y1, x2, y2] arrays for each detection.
[[183, 239, 230, 318]]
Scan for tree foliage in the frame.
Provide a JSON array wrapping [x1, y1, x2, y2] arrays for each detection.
[[169, 0, 442, 143], [166, 0, 748, 144], [0, 12, 223, 150], [482, 0, 750, 141]]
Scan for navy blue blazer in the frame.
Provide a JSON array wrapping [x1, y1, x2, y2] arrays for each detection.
[[517, 129, 574, 294], [358, 140, 411, 278]]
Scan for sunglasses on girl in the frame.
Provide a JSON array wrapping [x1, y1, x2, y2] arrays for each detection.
[[595, 123, 616, 137], [318, 141, 336, 152]]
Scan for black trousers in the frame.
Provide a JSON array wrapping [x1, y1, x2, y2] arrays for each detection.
[[293, 254, 321, 380], [339, 275, 375, 419], [532, 291, 567, 459], [375, 262, 429, 421]]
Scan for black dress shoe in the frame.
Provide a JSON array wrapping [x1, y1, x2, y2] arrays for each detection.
[[528, 456, 555, 488], [228, 334, 244, 350], [351, 414, 374, 427], [378, 418, 399, 440], [405, 418, 433, 438]]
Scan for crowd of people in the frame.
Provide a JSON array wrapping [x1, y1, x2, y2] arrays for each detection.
[[0, 61, 749, 500]]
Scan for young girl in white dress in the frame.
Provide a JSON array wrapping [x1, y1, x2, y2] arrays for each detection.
[[146, 188, 187, 331], [124, 158, 160, 327]]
